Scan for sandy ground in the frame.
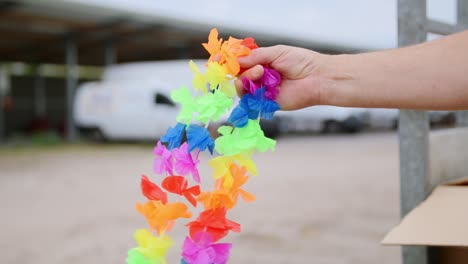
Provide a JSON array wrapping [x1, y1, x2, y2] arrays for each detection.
[[0, 132, 401, 264]]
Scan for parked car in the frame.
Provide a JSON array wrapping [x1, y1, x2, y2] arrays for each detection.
[[365, 109, 455, 130], [276, 106, 370, 134], [367, 108, 399, 129], [429, 111, 455, 127]]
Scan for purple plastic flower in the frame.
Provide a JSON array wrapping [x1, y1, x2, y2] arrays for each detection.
[[241, 66, 281, 100], [262, 66, 281, 100], [241, 77, 260, 95], [182, 232, 232, 264]]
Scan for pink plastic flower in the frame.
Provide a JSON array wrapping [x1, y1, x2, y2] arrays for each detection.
[[173, 142, 201, 183], [153, 141, 173, 175], [182, 231, 232, 264]]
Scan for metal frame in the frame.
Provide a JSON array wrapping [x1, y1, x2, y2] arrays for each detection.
[[65, 34, 78, 141], [0, 65, 9, 142], [398, 1, 468, 264]]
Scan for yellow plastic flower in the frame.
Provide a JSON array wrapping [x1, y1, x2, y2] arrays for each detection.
[[209, 152, 257, 188], [133, 229, 173, 263], [189, 60, 207, 93], [205, 62, 236, 97]]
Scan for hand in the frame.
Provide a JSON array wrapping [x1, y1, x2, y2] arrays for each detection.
[[235, 45, 330, 110]]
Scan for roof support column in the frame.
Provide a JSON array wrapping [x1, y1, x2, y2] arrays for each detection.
[[105, 39, 117, 66], [398, 0, 430, 264], [65, 34, 78, 141], [456, 0, 468, 127], [0, 65, 9, 143], [34, 66, 46, 119]]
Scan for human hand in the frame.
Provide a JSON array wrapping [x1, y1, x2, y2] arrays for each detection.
[[235, 45, 330, 110]]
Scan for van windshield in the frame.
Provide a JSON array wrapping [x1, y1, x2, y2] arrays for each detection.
[[154, 93, 175, 107]]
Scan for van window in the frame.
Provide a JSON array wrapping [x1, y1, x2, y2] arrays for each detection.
[[154, 93, 175, 107]]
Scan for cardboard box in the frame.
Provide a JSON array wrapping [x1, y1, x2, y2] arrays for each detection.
[[382, 177, 468, 263]]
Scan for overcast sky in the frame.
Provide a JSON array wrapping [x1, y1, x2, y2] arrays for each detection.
[[66, 0, 457, 50]]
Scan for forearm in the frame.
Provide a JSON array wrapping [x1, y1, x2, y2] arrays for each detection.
[[322, 30, 468, 110]]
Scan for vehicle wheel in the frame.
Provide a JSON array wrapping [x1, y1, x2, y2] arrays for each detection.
[[89, 128, 107, 142], [260, 119, 281, 138], [341, 117, 364, 133], [322, 120, 342, 134]]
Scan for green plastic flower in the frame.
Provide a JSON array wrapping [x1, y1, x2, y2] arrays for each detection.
[[171, 86, 197, 124], [127, 248, 154, 264], [195, 90, 233, 124], [215, 120, 276, 155]]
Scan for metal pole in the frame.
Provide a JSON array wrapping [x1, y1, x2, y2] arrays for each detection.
[[34, 66, 46, 118], [456, 0, 468, 127], [104, 40, 116, 66], [0, 65, 8, 142], [65, 35, 78, 141], [398, 0, 430, 264]]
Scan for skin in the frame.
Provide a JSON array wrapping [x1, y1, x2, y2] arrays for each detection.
[[235, 30, 468, 111]]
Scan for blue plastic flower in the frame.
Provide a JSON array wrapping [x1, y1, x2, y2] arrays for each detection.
[[227, 87, 280, 128], [160, 123, 186, 150], [245, 86, 280, 119], [227, 103, 249, 128], [186, 124, 215, 154]]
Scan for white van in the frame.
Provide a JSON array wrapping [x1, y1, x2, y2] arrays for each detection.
[[74, 60, 205, 141], [74, 79, 179, 141]]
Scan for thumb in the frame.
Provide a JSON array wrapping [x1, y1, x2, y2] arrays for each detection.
[[238, 45, 286, 68]]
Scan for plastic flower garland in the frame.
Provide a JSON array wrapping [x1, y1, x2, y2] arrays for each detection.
[[127, 28, 281, 264]]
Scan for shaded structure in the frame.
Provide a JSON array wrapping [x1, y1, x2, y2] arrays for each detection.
[[0, 1, 349, 142]]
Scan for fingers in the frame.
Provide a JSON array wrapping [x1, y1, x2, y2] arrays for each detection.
[[234, 65, 264, 96], [238, 45, 286, 68]]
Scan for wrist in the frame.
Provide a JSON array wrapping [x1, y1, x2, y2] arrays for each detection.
[[318, 53, 358, 107]]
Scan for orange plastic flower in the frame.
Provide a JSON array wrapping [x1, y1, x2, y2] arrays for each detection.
[[216, 163, 255, 204], [209, 153, 257, 189], [136, 200, 192, 235], [202, 28, 252, 76], [197, 190, 235, 210], [202, 28, 223, 63]]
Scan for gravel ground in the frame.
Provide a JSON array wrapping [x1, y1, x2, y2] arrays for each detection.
[[0, 132, 401, 264]]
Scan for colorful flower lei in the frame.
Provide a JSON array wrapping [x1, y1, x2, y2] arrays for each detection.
[[126, 28, 281, 264]]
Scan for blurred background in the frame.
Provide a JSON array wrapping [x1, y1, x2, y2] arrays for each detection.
[[0, 0, 460, 263]]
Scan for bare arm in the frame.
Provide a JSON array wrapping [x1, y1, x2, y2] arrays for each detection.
[[236, 30, 468, 111]]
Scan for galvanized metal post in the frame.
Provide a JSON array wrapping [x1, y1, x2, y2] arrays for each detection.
[[456, 0, 468, 127], [65, 35, 78, 141], [0, 65, 8, 142], [105, 40, 116, 66], [34, 66, 46, 118], [398, 0, 430, 264]]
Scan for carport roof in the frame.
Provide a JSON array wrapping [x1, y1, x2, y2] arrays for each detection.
[[0, 1, 214, 65], [0, 0, 356, 66]]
